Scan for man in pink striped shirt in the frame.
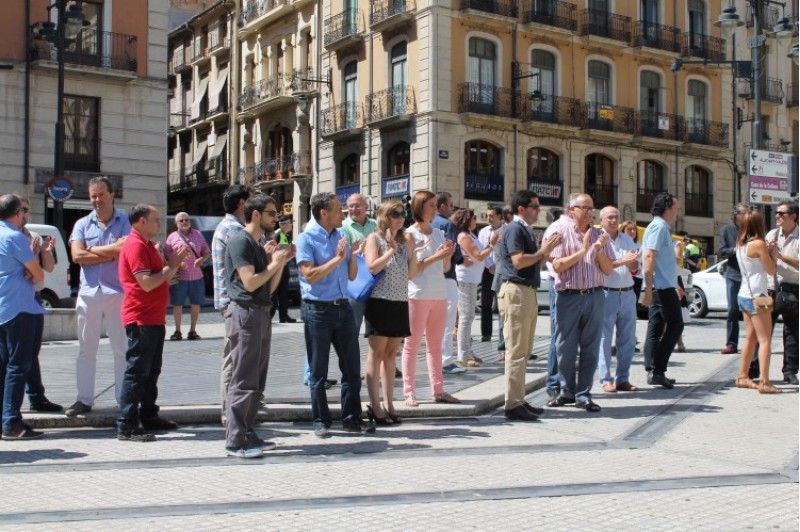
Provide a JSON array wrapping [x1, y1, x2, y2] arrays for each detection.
[[547, 194, 613, 412]]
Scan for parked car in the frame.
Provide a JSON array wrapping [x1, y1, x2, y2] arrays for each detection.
[[689, 260, 729, 318], [25, 224, 74, 308]]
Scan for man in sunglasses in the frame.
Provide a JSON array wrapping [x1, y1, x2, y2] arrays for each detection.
[[767, 201, 799, 385]]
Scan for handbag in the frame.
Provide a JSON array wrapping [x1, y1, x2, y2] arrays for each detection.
[[738, 244, 773, 313], [347, 253, 385, 303], [681, 306, 692, 323]]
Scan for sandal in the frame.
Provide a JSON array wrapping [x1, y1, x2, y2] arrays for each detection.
[[433, 392, 461, 404], [735, 377, 758, 389], [404, 395, 419, 407], [187, 331, 201, 340], [758, 382, 783, 394], [170, 331, 182, 341], [472, 355, 484, 364], [457, 359, 480, 368]]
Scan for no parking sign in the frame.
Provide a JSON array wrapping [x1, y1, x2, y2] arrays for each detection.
[[46, 176, 75, 202]]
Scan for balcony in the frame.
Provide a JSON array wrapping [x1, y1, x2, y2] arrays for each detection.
[[586, 183, 616, 208], [366, 85, 416, 128], [172, 47, 191, 75], [788, 83, 798, 108], [631, 21, 680, 54], [239, 0, 293, 36], [253, 151, 313, 184], [685, 192, 713, 218], [324, 9, 364, 52], [321, 102, 365, 139], [458, 82, 520, 119], [582, 102, 635, 135], [168, 112, 190, 134], [521, 0, 577, 32], [191, 35, 209, 66], [209, 32, 230, 58], [523, 95, 582, 127], [460, 0, 518, 23], [30, 28, 138, 76], [464, 172, 505, 202], [684, 118, 729, 148], [635, 110, 683, 141], [370, 0, 415, 32], [577, 9, 631, 45], [238, 74, 294, 116], [737, 78, 784, 104], [289, 66, 319, 93], [681, 33, 725, 62], [168, 167, 229, 193]]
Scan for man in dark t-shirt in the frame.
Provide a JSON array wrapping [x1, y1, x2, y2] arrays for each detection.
[[223, 194, 293, 459]]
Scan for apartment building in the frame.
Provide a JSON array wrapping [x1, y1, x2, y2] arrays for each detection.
[[0, 0, 169, 232], [315, 0, 751, 247]]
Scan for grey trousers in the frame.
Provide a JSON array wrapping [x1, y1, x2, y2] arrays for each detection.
[[224, 302, 272, 449]]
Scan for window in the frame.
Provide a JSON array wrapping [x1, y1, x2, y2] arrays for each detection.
[[531, 49, 556, 114], [584, 154, 615, 209], [387, 142, 410, 177], [390, 42, 408, 114], [66, 1, 102, 59], [685, 166, 712, 217], [464, 140, 503, 201], [686, 80, 707, 141], [640, 71, 661, 113], [688, 0, 706, 50], [63, 95, 99, 172], [587, 60, 611, 122], [468, 37, 496, 110], [527, 148, 562, 206], [589, 0, 609, 34], [636, 160, 664, 212], [343, 61, 358, 128], [266, 125, 292, 178], [339, 153, 360, 187]]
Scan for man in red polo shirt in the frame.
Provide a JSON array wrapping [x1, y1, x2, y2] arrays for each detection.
[[117, 204, 188, 442]]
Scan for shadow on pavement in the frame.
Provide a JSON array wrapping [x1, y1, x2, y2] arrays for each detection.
[[0, 449, 88, 464]]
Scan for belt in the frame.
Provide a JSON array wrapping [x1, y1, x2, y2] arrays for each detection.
[[779, 283, 799, 294], [604, 286, 633, 292], [558, 287, 602, 295], [231, 300, 270, 311], [503, 280, 537, 289], [306, 298, 350, 306]]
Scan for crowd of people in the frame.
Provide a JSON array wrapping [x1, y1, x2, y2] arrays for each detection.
[[0, 181, 796, 459]]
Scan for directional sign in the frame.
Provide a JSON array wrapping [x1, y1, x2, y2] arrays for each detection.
[[748, 149, 791, 205]]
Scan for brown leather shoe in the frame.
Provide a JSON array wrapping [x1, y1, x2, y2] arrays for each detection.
[[721, 345, 737, 355], [616, 382, 639, 392], [602, 382, 617, 393]]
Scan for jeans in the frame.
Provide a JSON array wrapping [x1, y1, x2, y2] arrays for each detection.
[[301, 301, 361, 429], [643, 289, 684, 375], [598, 290, 637, 385], [545, 282, 560, 391], [480, 268, 495, 338], [456, 281, 479, 361], [0, 313, 38, 432], [348, 298, 366, 335], [25, 314, 46, 404], [117, 324, 165, 432], [555, 290, 605, 403], [777, 285, 799, 377], [725, 277, 741, 348]]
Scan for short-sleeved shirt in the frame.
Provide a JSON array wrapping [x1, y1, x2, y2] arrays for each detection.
[[406, 225, 447, 300], [549, 222, 613, 291], [642, 216, 678, 290], [0, 221, 43, 325], [604, 232, 636, 289], [341, 217, 377, 244], [296, 222, 351, 301], [212, 214, 245, 310], [499, 218, 540, 287], [478, 224, 502, 269], [118, 228, 168, 326], [225, 230, 272, 307], [69, 209, 131, 295], [165, 228, 210, 281], [767, 225, 799, 287]]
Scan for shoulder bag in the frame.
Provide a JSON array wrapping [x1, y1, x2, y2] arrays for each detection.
[[738, 244, 773, 313]]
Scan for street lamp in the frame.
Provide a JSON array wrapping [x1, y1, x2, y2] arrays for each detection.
[[789, 43, 800, 65]]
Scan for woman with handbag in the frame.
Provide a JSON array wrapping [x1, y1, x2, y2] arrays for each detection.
[[735, 209, 781, 394], [401, 190, 461, 407], [362, 200, 419, 424]]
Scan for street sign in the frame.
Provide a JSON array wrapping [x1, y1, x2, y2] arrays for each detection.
[[46, 176, 74, 202], [748, 149, 792, 205]]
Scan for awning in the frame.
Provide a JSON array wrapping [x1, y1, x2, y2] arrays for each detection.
[[190, 77, 209, 120], [209, 66, 229, 110], [210, 133, 227, 159], [191, 140, 208, 170]]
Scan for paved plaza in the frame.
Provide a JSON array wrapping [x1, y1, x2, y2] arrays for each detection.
[[1, 310, 797, 529]]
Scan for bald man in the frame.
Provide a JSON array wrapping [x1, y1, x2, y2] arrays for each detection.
[[165, 212, 211, 340]]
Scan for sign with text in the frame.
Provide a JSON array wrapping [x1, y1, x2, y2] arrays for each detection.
[[382, 175, 410, 198], [748, 149, 792, 205], [46, 176, 75, 202]]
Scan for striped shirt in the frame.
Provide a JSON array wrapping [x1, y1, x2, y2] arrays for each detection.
[[165, 228, 210, 282], [211, 214, 245, 310], [549, 222, 612, 291], [542, 215, 572, 280]]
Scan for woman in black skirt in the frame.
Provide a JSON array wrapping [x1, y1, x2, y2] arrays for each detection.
[[363, 200, 420, 424]]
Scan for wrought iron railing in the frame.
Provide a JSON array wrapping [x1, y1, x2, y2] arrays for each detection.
[[321, 102, 364, 135], [192, 35, 208, 61], [521, 0, 576, 30], [209, 31, 229, 52], [684, 118, 729, 148], [207, 96, 228, 117], [635, 110, 684, 141], [746, 5, 780, 29], [458, 82, 519, 118], [636, 187, 663, 212], [366, 85, 416, 122], [289, 67, 316, 92], [64, 135, 99, 172], [172, 47, 190, 72], [685, 192, 713, 217], [737, 77, 784, 103], [239, 0, 289, 26], [582, 102, 635, 134], [237, 166, 253, 184], [238, 73, 290, 111], [524, 95, 582, 127], [371, 0, 415, 26], [788, 83, 798, 108], [632, 21, 680, 52], [577, 9, 631, 42], [324, 9, 363, 47], [31, 28, 138, 71], [460, 0, 518, 18], [253, 151, 313, 182], [681, 33, 725, 61], [586, 183, 616, 208]]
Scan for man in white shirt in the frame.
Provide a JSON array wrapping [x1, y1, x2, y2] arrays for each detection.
[[478, 207, 503, 342]]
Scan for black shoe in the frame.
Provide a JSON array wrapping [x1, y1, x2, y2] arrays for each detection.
[[546, 395, 575, 408], [324, 379, 337, 389], [522, 402, 545, 416], [784, 374, 799, 385], [647, 372, 674, 389], [2, 425, 44, 440], [504, 404, 539, 421], [117, 428, 156, 442], [30, 399, 63, 413], [342, 422, 365, 434], [64, 401, 92, 417], [141, 417, 178, 431], [481, 336, 491, 342], [528, 354, 539, 362], [279, 317, 298, 323], [575, 400, 602, 412]]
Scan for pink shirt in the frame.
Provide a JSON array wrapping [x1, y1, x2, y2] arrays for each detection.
[[165, 228, 210, 281], [549, 222, 612, 291]]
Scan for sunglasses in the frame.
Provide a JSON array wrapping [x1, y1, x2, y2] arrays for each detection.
[[776, 211, 791, 217], [262, 209, 278, 217], [389, 210, 405, 219]]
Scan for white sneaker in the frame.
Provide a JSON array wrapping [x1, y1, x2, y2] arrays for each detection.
[[225, 447, 264, 459]]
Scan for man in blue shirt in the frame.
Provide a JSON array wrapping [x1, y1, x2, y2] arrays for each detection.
[[0, 194, 46, 439], [296, 193, 367, 438], [65, 177, 131, 417], [641, 192, 683, 389]]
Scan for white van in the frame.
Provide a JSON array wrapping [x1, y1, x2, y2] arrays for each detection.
[[25, 223, 73, 308]]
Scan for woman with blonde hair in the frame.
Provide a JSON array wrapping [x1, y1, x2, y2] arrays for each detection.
[[734, 209, 781, 394], [363, 200, 419, 424]]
